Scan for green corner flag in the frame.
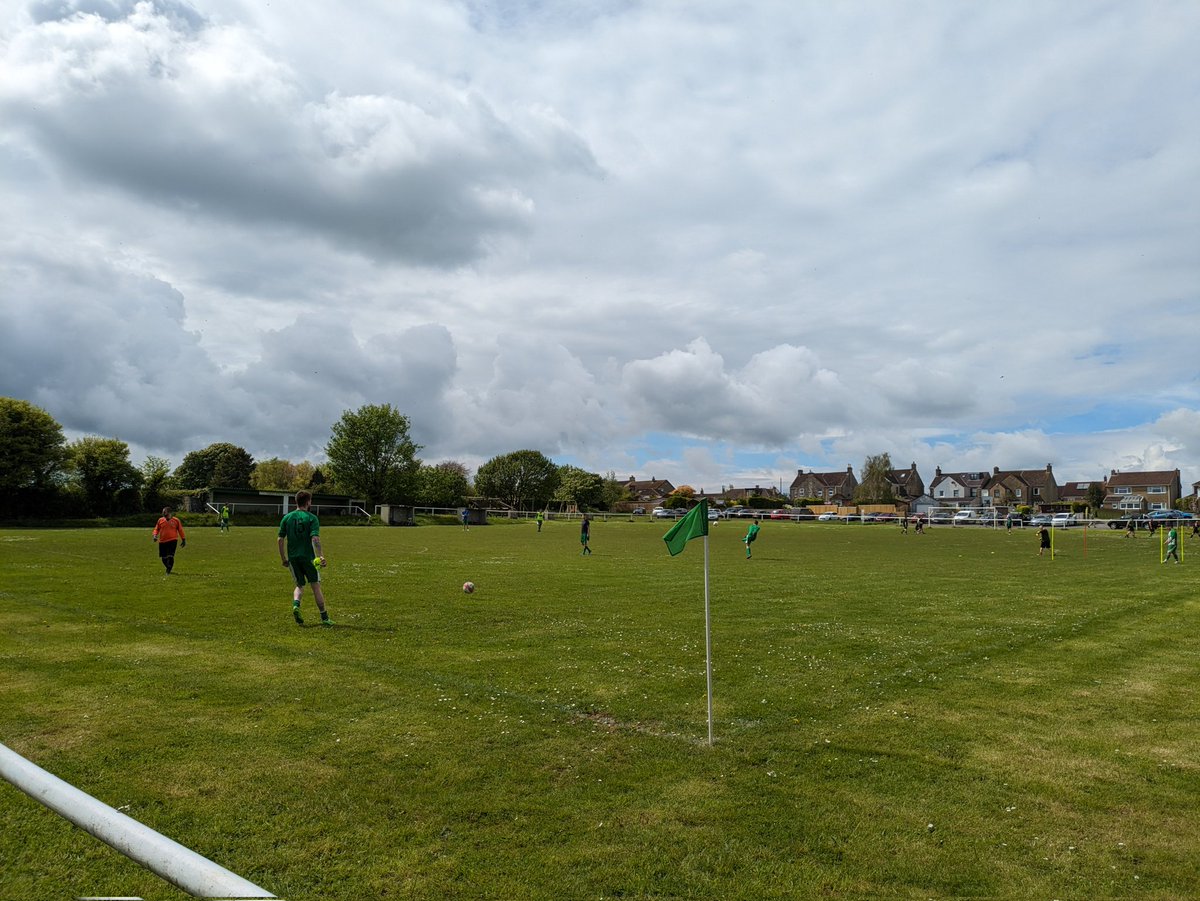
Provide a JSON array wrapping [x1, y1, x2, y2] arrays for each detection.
[[663, 500, 710, 556]]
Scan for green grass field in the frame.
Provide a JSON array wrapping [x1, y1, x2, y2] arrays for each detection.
[[2, 519, 1198, 899]]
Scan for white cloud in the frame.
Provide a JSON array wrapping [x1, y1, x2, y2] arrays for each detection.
[[0, 0, 1197, 490]]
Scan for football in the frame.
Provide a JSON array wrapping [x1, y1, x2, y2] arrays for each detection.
[[462, 581, 475, 594]]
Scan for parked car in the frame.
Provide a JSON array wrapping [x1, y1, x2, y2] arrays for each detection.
[[928, 512, 953, 524], [791, 507, 816, 521], [652, 507, 672, 518], [952, 509, 979, 524], [1147, 509, 1195, 524], [707, 507, 720, 521], [817, 512, 839, 521], [1029, 514, 1052, 526], [1051, 512, 1076, 528], [768, 509, 789, 520], [632, 507, 646, 515], [1107, 515, 1151, 530]]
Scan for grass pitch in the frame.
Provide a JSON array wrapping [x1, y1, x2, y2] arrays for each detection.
[[1, 519, 1198, 899]]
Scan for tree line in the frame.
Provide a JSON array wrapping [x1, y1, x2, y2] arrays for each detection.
[[0, 397, 628, 519]]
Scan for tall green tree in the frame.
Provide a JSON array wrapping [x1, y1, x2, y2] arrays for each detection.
[[325, 404, 422, 505], [1086, 481, 1107, 515], [599, 471, 626, 511], [0, 397, 67, 492], [174, 442, 254, 489], [251, 458, 298, 491], [554, 465, 605, 510], [139, 455, 172, 511], [417, 461, 472, 507], [854, 453, 896, 504], [67, 436, 142, 515], [474, 450, 560, 510]]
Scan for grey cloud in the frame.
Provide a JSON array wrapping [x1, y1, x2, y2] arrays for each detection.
[[2, 3, 601, 266]]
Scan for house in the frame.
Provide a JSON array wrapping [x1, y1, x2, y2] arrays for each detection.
[[927, 468, 988, 508], [789, 466, 858, 505], [722, 484, 786, 503], [887, 462, 925, 501], [981, 465, 1059, 510], [1104, 469, 1182, 514], [1058, 479, 1104, 506], [622, 476, 676, 502]]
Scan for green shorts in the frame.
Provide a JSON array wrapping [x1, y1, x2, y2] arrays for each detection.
[[288, 556, 320, 587]]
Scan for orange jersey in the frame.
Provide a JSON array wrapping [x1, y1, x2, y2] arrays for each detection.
[[154, 516, 186, 542]]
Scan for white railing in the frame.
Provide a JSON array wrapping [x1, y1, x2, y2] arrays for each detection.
[[0, 742, 275, 899]]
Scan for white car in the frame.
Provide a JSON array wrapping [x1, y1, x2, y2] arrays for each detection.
[[1051, 512, 1075, 528], [952, 510, 979, 523], [817, 512, 839, 521]]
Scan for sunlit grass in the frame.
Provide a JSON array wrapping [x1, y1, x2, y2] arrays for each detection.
[[1, 520, 1198, 899]]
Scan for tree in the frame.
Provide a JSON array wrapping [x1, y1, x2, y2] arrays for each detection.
[[174, 442, 254, 489], [1086, 481, 1107, 515], [599, 471, 626, 511], [554, 465, 605, 510], [473, 450, 560, 510], [139, 455, 172, 511], [417, 461, 472, 507], [67, 436, 142, 515], [252, 458, 298, 491], [324, 404, 422, 505], [854, 453, 896, 504], [292, 461, 317, 490], [0, 397, 67, 492], [211, 446, 255, 488]]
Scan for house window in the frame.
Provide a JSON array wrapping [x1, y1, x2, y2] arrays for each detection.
[[1114, 487, 1131, 494], [1120, 499, 1141, 510], [1150, 503, 1166, 510], [953, 489, 961, 498], [1033, 487, 1041, 497], [1149, 486, 1166, 494], [970, 488, 978, 498], [937, 489, 944, 497], [1015, 488, 1022, 498]]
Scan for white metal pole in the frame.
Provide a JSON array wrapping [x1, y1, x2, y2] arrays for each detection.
[[703, 534, 713, 746], [0, 742, 275, 899]]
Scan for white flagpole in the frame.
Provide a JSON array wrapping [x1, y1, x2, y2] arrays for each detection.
[[703, 533, 713, 745]]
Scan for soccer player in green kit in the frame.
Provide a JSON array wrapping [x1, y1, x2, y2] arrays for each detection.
[[278, 490, 333, 626]]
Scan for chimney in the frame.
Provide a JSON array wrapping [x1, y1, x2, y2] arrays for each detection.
[[994, 466, 1000, 475]]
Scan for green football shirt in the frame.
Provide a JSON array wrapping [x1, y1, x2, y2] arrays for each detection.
[[278, 509, 321, 559]]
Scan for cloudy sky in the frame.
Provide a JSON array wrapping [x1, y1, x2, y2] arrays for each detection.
[[2, 0, 1198, 494]]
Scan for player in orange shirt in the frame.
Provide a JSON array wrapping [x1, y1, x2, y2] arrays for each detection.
[[152, 506, 187, 574]]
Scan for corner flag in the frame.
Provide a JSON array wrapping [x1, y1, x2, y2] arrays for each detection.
[[663, 500, 709, 556]]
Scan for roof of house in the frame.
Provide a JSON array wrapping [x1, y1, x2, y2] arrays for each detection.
[[791, 467, 855, 488], [930, 469, 988, 488], [1107, 469, 1180, 487], [1058, 480, 1102, 499], [984, 467, 1055, 489]]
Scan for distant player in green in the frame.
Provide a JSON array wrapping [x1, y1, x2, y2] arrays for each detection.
[[219, 505, 230, 533], [278, 490, 332, 626], [536, 510, 544, 532], [743, 521, 760, 558], [1164, 527, 1180, 564], [580, 515, 592, 555]]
